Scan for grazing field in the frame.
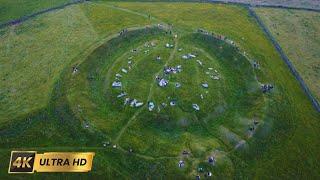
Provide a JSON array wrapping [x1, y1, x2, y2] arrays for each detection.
[[0, 1, 319, 179], [212, 0, 320, 10], [95, 0, 320, 9], [0, 0, 73, 24], [0, 2, 154, 122], [255, 8, 320, 102]]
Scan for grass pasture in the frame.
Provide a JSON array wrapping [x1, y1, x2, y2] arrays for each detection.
[[0, 0, 73, 24], [0, 2, 154, 122], [0, 1, 319, 179], [255, 8, 320, 102]]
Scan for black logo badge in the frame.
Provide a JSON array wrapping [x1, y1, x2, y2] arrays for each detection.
[[8, 151, 36, 173]]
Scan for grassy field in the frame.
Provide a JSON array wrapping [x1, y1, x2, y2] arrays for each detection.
[[0, 0, 74, 24], [0, 1, 319, 179], [255, 7, 320, 103], [212, 0, 320, 9], [0, 2, 155, 122]]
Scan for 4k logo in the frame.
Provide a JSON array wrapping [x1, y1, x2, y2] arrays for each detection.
[[8, 151, 36, 173]]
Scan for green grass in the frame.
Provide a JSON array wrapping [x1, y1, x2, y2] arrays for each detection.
[[255, 7, 320, 102], [0, 1, 319, 179], [0, 2, 154, 122], [0, 0, 73, 24]]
